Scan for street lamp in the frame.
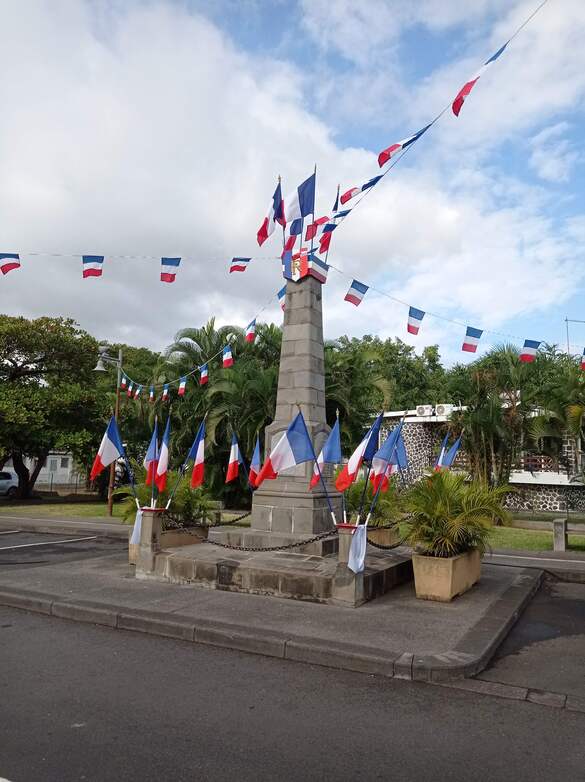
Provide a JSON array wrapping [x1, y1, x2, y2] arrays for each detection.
[[94, 344, 123, 517]]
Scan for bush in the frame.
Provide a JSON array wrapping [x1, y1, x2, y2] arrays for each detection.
[[342, 476, 403, 526]]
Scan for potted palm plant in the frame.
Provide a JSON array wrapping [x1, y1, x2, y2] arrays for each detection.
[[403, 470, 509, 602]]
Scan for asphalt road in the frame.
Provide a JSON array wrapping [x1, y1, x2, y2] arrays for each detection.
[[1, 606, 584, 782], [0, 531, 125, 568]]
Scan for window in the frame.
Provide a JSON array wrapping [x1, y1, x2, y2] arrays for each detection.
[[0, 472, 10, 481], [49, 459, 58, 472], [60, 457, 69, 469]]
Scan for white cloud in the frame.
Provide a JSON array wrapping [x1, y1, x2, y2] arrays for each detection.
[[529, 122, 581, 183]]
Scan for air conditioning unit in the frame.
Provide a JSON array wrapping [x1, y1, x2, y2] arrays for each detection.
[[416, 405, 434, 417], [435, 404, 454, 417]]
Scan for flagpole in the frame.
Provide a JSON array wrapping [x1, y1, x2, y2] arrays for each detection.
[[150, 415, 158, 510], [324, 184, 340, 266], [165, 414, 206, 510], [296, 404, 337, 525], [365, 419, 404, 525]]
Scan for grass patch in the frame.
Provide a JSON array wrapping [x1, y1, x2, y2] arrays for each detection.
[[0, 501, 124, 519], [489, 526, 585, 552]]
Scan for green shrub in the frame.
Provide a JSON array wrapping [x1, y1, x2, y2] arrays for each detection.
[[342, 476, 403, 526]]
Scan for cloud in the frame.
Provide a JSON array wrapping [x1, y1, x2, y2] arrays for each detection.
[[528, 122, 581, 183]]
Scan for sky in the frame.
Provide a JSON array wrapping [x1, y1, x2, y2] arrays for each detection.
[[1, 0, 585, 366]]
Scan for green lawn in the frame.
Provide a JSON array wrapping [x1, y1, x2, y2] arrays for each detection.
[[489, 525, 585, 552], [0, 501, 124, 519]]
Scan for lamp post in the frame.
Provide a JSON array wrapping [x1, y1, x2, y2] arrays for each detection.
[[94, 345, 123, 517]]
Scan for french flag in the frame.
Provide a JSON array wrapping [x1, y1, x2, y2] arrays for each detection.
[[407, 306, 425, 335], [149, 385, 155, 402], [245, 319, 256, 343], [254, 412, 314, 489], [377, 124, 432, 168], [160, 257, 181, 283], [134, 385, 142, 400], [230, 257, 251, 273], [82, 255, 104, 278], [443, 434, 462, 469], [200, 363, 209, 386], [519, 339, 540, 363], [162, 383, 169, 401], [249, 435, 261, 488], [225, 433, 244, 483], [462, 326, 483, 353], [144, 420, 160, 486], [257, 181, 285, 246], [335, 414, 383, 492], [155, 417, 171, 492], [281, 172, 316, 238], [278, 285, 286, 311], [371, 422, 406, 493], [178, 377, 187, 396], [310, 419, 341, 489], [222, 345, 233, 368], [307, 252, 329, 284], [127, 382, 134, 398], [120, 375, 127, 390], [90, 416, 125, 480], [344, 279, 368, 307], [452, 42, 508, 117], [318, 225, 336, 255], [435, 433, 450, 470], [0, 253, 20, 275], [305, 216, 329, 242], [188, 421, 205, 488], [340, 175, 382, 206], [581, 350, 585, 371]]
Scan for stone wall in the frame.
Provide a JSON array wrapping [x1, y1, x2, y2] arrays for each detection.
[[504, 483, 585, 513], [380, 420, 444, 482]]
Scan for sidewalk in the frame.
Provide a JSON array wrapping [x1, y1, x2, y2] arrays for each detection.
[[0, 513, 129, 540]]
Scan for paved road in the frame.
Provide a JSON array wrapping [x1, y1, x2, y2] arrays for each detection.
[[1, 606, 584, 782], [0, 531, 125, 568]]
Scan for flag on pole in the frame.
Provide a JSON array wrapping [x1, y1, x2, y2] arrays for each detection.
[[254, 412, 315, 488], [318, 227, 336, 255], [245, 319, 256, 343], [0, 253, 20, 275], [81, 255, 104, 278], [149, 385, 155, 402], [249, 435, 261, 488], [407, 306, 425, 335], [370, 422, 404, 492], [310, 419, 341, 489], [452, 42, 508, 116], [144, 420, 160, 486], [371, 429, 408, 492], [230, 257, 252, 273], [282, 172, 316, 238], [332, 185, 340, 214], [278, 285, 286, 311], [127, 382, 134, 398], [519, 339, 540, 363], [200, 363, 209, 385], [188, 421, 205, 488], [222, 345, 233, 368], [162, 383, 170, 401], [155, 417, 171, 491], [443, 434, 462, 469], [305, 216, 329, 242], [257, 181, 285, 246], [377, 123, 432, 168], [435, 432, 450, 470], [225, 433, 245, 483], [90, 416, 125, 480], [340, 175, 382, 205], [133, 385, 142, 400], [335, 414, 383, 492], [178, 377, 187, 396], [462, 326, 483, 353], [344, 280, 368, 307], [160, 257, 181, 283]]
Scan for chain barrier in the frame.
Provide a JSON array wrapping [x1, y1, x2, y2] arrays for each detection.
[[203, 528, 339, 552], [366, 535, 409, 550]]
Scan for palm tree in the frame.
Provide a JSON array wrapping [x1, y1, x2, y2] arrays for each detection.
[[166, 317, 244, 370]]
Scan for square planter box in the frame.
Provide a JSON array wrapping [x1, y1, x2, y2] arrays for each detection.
[[128, 526, 208, 564], [367, 527, 400, 547], [412, 549, 481, 602]]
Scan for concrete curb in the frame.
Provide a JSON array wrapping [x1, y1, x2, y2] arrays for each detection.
[[0, 567, 543, 683], [0, 517, 129, 540]]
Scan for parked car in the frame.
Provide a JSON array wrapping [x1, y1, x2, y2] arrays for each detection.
[[0, 471, 18, 498]]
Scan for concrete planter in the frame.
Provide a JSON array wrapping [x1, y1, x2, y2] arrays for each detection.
[[367, 527, 400, 547], [129, 526, 208, 564], [412, 549, 481, 602]]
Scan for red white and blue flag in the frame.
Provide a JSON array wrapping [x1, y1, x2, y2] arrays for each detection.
[[134, 385, 142, 400], [452, 42, 508, 117], [307, 252, 329, 284], [155, 417, 171, 491], [318, 224, 337, 254], [144, 420, 160, 486], [230, 257, 251, 273], [335, 414, 383, 492], [222, 345, 233, 368], [225, 433, 244, 484], [278, 285, 286, 311], [371, 422, 407, 492], [200, 363, 209, 386], [121, 375, 127, 390], [245, 319, 256, 343], [581, 350, 585, 371], [344, 280, 368, 307], [0, 253, 20, 275], [188, 421, 205, 488], [282, 172, 316, 238], [82, 255, 104, 278], [178, 377, 187, 396], [257, 181, 285, 246], [407, 306, 425, 335], [160, 257, 181, 283], [305, 216, 329, 242], [462, 326, 483, 353], [254, 412, 315, 489], [149, 385, 155, 402], [340, 176, 382, 206], [127, 382, 134, 398], [377, 124, 432, 168], [249, 435, 261, 488], [90, 416, 125, 480], [519, 339, 540, 363], [310, 419, 341, 489], [162, 383, 169, 401]]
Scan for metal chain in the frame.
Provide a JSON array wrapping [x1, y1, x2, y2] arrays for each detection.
[[202, 528, 339, 552], [366, 536, 409, 550]]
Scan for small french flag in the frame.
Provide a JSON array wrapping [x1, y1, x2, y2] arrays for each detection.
[[127, 381, 134, 398], [200, 363, 209, 386], [305, 216, 329, 242], [82, 255, 104, 278], [407, 306, 425, 335], [245, 319, 256, 344], [340, 176, 382, 206], [120, 375, 127, 390], [0, 253, 20, 275], [378, 124, 432, 168], [581, 350, 585, 371], [160, 257, 181, 283], [519, 339, 540, 363], [162, 383, 170, 401], [149, 385, 155, 402], [319, 224, 337, 254], [230, 257, 251, 274], [134, 385, 142, 399], [452, 42, 508, 117], [278, 285, 286, 311], [178, 377, 187, 396], [462, 326, 483, 353], [222, 345, 234, 368], [344, 279, 368, 307]]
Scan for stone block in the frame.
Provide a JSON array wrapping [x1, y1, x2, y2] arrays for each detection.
[[278, 572, 331, 600], [194, 625, 286, 659], [216, 560, 249, 590], [331, 567, 366, 607], [117, 612, 195, 642], [285, 640, 397, 676], [194, 560, 218, 582], [247, 569, 281, 594], [52, 601, 118, 628], [0, 589, 54, 615], [271, 506, 293, 533], [166, 556, 196, 583]]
